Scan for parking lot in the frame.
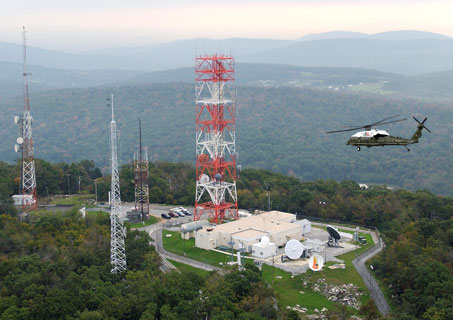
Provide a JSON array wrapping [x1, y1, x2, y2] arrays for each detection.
[[121, 202, 194, 225]]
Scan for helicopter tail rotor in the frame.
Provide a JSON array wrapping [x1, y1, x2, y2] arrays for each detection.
[[413, 116, 431, 133]]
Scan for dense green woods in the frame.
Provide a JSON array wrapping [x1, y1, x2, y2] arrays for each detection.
[[1, 83, 452, 195], [1, 159, 452, 319], [0, 210, 280, 320]]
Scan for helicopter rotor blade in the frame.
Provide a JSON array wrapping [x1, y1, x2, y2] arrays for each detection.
[[326, 115, 407, 134], [369, 114, 401, 127], [413, 116, 431, 133], [374, 118, 407, 126], [326, 126, 367, 134]]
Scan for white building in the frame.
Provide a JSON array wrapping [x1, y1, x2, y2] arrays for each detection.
[[294, 219, 311, 235], [251, 236, 277, 258], [195, 211, 302, 252], [12, 194, 34, 206]]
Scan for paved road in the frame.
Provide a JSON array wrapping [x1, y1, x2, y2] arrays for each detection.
[[137, 223, 221, 273], [352, 233, 390, 316], [312, 222, 391, 316]]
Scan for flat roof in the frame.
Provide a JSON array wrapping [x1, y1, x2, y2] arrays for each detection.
[[198, 211, 299, 235], [232, 228, 266, 241]]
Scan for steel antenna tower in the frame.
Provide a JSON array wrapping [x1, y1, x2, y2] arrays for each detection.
[[108, 94, 127, 273], [134, 118, 149, 220], [14, 27, 37, 210], [194, 54, 238, 224]]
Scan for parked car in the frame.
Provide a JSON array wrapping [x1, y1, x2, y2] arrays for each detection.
[[177, 207, 192, 216], [173, 210, 185, 217], [168, 211, 178, 218], [161, 213, 171, 220]]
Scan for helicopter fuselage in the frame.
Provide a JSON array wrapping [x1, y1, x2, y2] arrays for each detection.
[[346, 129, 417, 150]]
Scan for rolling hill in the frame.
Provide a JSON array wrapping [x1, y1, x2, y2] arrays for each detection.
[[0, 82, 452, 195], [0, 62, 139, 97], [2, 31, 453, 75]]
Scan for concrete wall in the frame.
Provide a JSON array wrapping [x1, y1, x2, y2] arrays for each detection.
[[252, 243, 277, 258]]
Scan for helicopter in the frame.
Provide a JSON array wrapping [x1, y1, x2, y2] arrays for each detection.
[[326, 115, 430, 151]]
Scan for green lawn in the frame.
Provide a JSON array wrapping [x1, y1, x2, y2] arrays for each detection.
[[162, 230, 233, 267], [162, 226, 378, 314], [166, 259, 211, 279], [261, 229, 376, 314], [50, 194, 95, 206], [127, 215, 160, 228], [261, 264, 338, 312]]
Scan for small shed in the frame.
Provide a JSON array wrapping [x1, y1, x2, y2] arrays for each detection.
[[294, 219, 311, 235], [251, 236, 277, 259], [12, 194, 34, 206]]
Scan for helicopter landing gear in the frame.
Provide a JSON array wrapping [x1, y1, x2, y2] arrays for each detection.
[[404, 146, 410, 152], [357, 147, 361, 151]]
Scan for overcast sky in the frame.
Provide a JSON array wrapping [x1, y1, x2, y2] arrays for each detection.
[[1, 0, 453, 52]]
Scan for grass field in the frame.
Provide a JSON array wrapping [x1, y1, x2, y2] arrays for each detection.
[[127, 215, 160, 228], [162, 225, 378, 315], [261, 264, 338, 312], [166, 259, 211, 279], [162, 230, 233, 267], [50, 194, 95, 206], [262, 230, 375, 314]]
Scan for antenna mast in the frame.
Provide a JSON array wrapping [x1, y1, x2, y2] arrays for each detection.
[[14, 26, 37, 210], [134, 118, 149, 220], [108, 94, 127, 273], [194, 54, 238, 223]]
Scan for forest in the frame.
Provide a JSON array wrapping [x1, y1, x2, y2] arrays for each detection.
[[1, 83, 453, 196], [0, 210, 282, 320], [0, 159, 452, 319]]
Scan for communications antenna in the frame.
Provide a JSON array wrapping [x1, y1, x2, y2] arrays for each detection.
[[194, 54, 238, 223], [14, 26, 37, 210], [134, 118, 149, 220], [108, 94, 127, 273]]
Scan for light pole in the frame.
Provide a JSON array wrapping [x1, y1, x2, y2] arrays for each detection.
[[94, 178, 98, 203], [65, 174, 71, 195], [264, 183, 270, 212]]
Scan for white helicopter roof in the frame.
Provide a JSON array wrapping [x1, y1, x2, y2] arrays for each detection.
[[352, 129, 390, 138]]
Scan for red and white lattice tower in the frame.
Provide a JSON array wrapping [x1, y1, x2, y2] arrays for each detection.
[[14, 27, 37, 210], [194, 55, 238, 224]]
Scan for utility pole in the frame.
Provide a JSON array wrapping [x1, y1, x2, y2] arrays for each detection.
[[65, 174, 71, 195], [78, 176, 81, 193], [94, 178, 98, 203]]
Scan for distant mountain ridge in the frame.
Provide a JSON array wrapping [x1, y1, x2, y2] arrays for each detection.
[[299, 30, 451, 41], [0, 61, 139, 97], [1, 30, 453, 76]]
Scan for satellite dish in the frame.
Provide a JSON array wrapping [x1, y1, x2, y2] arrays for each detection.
[[14, 116, 20, 125], [14, 144, 20, 153], [16, 137, 24, 145], [198, 154, 209, 163], [285, 239, 304, 260], [199, 174, 210, 184], [309, 254, 324, 271], [327, 225, 341, 240], [214, 173, 223, 181]]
